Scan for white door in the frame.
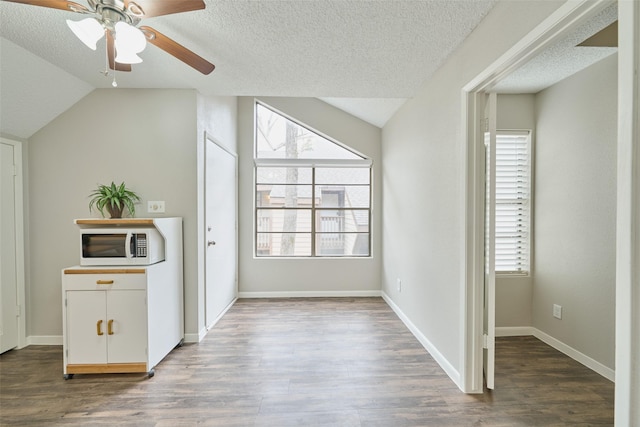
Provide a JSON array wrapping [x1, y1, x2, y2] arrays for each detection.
[[107, 290, 148, 363], [0, 142, 19, 354], [483, 92, 497, 390], [66, 291, 108, 364], [205, 137, 238, 329]]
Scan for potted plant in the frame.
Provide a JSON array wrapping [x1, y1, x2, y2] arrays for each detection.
[[88, 181, 141, 218]]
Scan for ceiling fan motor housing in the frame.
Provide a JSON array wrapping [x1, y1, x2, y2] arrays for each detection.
[[89, 0, 143, 30]]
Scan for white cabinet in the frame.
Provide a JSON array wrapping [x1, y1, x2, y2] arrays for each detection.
[[62, 217, 183, 378], [66, 288, 147, 366]]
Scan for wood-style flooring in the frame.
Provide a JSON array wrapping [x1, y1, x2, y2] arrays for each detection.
[[0, 298, 614, 426]]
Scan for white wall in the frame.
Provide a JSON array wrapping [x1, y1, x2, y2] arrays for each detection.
[[381, 0, 565, 386], [26, 89, 237, 341], [237, 97, 382, 295], [533, 54, 617, 370], [495, 94, 536, 328]]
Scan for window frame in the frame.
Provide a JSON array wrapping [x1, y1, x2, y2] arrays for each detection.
[[494, 129, 533, 276], [253, 102, 372, 259]]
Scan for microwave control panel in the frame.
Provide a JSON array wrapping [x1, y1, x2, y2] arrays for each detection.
[[134, 234, 147, 257]]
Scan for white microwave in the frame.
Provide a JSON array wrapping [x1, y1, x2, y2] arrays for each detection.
[[80, 228, 165, 266]]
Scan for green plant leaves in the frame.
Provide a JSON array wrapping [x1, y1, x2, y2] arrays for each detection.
[[88, 181, 141, 218]]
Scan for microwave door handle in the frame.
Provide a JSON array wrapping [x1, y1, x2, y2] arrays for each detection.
[[125, 232, 134, 259]]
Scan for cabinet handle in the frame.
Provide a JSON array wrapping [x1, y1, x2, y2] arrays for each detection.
[[107, 319, 114, 335], [96, 280, 114, 285], [96, 320, 104, 336]]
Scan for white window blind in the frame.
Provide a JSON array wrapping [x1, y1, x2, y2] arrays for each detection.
[[495, 131, 531, 273]]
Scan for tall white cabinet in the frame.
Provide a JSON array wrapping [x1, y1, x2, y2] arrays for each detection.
[[62, 218, 183, 378]]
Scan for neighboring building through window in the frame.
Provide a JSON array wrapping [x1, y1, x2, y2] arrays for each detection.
[[254, 102, 372, 257], [495, 130, 531, 274]]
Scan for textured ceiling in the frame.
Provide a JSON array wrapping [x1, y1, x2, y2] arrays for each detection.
[[0, 0, 497, 136], [0, 1, 619, 138], [493, 3, 618, 94]]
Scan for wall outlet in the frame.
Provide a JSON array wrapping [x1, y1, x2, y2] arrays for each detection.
[[553, 304, 562, 319], [147, 201, 165, 213], [397, 278, 402, 293]]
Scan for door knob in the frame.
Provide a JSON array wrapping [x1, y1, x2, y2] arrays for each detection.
[[207, 240, 216, 247]]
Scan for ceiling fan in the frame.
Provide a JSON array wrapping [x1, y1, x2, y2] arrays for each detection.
[[4, 0, 215, 76]]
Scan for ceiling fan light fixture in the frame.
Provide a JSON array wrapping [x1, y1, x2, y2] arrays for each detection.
[[115, 22, 146, 51], [114, 21, 146, 63], [114, 48, 143, 64], [66, 17, 104, 50]]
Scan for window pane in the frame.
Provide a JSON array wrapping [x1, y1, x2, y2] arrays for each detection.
[[316, 186, 370, 208], [315, 168, 370, 185], [315, 209, 369, 232], [257, 209, 312, 232], [256, 233, 312, 256], [256, 167, 312, 184], [256, 104, 362, 160], [316, 233, 370, 256], [256, 185, 313, 207]]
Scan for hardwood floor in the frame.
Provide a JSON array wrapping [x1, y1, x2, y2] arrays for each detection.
[[0, 298, 614, 426]]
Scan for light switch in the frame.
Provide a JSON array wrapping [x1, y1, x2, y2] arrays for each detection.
[[553, 304, 562, 319]]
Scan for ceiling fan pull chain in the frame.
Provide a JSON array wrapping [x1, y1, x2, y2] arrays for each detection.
[[102, 32, 109, 77], [111, 33, 118, 87]]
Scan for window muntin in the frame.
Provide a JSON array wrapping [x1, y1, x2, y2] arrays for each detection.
[[255, 102, 371, 257], [495, 130, 531, 274]]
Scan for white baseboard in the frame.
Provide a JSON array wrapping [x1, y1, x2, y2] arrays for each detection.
[[532, 328, 615, 382], [27, 335, 62, 346], [238, 290, 382, 298], [496, 326, 614, 382], [381, 291, 461, 389], [495, 326, 535, 337], [184, 331, 204, 344]]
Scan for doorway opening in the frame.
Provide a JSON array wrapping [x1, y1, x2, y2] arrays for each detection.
[[461, 0, 616, 394]]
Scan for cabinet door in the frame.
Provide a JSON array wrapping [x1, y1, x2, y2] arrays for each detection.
[[66, 291, 107, 365], [106, 290, 147, 364]]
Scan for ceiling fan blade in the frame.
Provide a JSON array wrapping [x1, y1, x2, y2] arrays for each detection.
[[2, 0, 89, 13], [124, 0, 204, 18], [106, 32, 132, 72], [139, 26, 215, 75], [578, 21, 618, 47]]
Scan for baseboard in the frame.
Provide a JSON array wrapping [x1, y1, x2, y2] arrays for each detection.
[[238, 290, 382, 298], [27, 335, 62, 346], [532, 329, 615, 382], [381, 291, 461, 389], [183, 331, 204, 344], [496, 326, 614, 382], [495, 326, 535, 337]]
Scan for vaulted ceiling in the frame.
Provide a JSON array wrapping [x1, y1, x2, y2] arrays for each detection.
[[0, 1, 618, 139], [0, 0, 498, 137]]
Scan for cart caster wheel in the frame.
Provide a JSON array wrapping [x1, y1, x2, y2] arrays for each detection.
[[147, 369, 155, 378], [64, 374, 74, 380]]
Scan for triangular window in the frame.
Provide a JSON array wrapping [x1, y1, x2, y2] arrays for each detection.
[[255, 103, 364, 161]]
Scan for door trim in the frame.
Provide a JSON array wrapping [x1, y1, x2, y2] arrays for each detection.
[[615, 0, 640, 423], [461, 0, 614, 394], [0, 137, 27, 350]]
